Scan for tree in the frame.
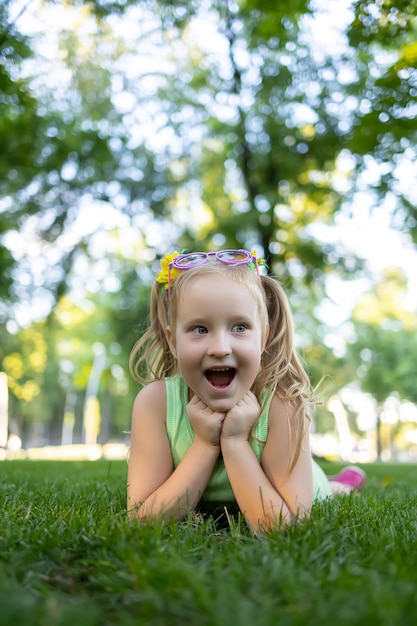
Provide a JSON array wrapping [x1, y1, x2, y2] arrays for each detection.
[[4, 0, 417, 311], [138, 0, 363, 285], [2, 0, 417, 443], [347, 269, 417, 458], [0, 1, 36, 300], [346, 0, 417, 239], [0, 0, 170, 315]]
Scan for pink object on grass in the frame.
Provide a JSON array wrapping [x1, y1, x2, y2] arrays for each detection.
[[329, 465, 366, 491]]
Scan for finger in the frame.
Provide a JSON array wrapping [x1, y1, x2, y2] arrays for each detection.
[[236, 392, 257, 408]]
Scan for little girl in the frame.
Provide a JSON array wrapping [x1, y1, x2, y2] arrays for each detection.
[[127, 249, 365, 533]]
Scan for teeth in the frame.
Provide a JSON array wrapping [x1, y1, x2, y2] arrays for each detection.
[[208, 367, 232, 371]]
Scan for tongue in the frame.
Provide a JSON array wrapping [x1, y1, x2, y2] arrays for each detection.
[[207, 370, 233, 387]]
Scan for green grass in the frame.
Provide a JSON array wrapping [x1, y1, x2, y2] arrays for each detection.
[[1, 460, 417, 626]]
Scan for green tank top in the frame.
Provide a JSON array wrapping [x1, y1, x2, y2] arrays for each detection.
[[165, 375, 331, 502]]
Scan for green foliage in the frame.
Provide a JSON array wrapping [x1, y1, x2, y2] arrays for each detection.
[[346, 0, 417, 237], [348, 269, 417, 406], [0, 5, 34, 299], [1, 0, 414, 296], [350, 325, 417, 405], [154, 0, 355, 281], [1, 460, 417, 625], [1, 0, 417, 442], [349, 0, 417, 47]]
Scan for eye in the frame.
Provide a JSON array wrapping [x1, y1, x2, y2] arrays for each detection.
[[192, 326, 208, 335], [232, 323, 247, 333]]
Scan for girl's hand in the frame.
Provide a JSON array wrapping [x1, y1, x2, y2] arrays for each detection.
[[186, 394, 226, 447], [220, 391, 261, 442]]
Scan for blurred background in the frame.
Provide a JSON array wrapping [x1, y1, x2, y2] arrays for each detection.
[[1, 0, 417, 463]]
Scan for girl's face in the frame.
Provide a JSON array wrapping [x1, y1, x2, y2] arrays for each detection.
[[166, 274, 265, 413]]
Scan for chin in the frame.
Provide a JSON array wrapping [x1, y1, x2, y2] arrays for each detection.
[[206, 398, 236, 413]]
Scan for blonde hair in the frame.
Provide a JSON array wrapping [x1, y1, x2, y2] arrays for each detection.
[[129, 260, 314, 470]]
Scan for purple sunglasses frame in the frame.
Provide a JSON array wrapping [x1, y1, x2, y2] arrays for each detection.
[[167, 249, 259, 297]]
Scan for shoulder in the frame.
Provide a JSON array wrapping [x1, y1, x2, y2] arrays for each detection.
[[267, 393, 310, 441], [263, 392, 312, 481], [268, 393, 292, 421], [132, 380, 167, 421]]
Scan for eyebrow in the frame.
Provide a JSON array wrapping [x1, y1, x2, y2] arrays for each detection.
[[181, 313, 256, 326]]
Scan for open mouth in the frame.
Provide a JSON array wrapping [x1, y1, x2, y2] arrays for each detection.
[[205, 367, 236, 388]]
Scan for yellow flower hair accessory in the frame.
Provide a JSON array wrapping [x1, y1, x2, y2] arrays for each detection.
[[251, 250, 268, 270], [156, 251, 181, 289]]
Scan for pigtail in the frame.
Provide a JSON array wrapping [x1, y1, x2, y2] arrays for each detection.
[[129, 282, 176, 384], [256, 275, 314, 471]]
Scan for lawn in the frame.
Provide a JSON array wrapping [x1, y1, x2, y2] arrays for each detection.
[[1, 459, 417, 626]]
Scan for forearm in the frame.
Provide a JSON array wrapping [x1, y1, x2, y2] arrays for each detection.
[[131, 441, 220, 522], [221, 439, 292, 532]]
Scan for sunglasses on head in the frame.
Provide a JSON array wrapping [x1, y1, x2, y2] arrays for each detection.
[[168, 249, 260, 296]]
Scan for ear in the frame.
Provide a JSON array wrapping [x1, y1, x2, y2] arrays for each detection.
[[166, 326, 177, 358]]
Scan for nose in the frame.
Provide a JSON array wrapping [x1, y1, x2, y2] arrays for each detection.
[[207, 331, 232, 357]]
